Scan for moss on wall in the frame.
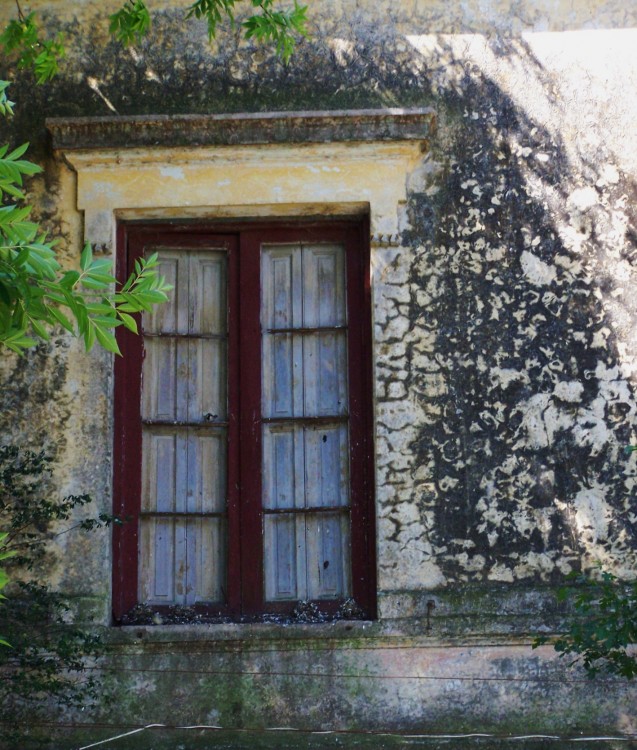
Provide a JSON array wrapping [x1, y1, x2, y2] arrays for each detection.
[[1, 0, 637, 744]]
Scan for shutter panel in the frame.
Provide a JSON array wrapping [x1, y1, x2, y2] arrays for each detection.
[[261, 243, 352, 602], [140, 247, 228, 607]]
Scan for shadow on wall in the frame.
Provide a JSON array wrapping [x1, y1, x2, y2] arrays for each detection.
[[1, 8, 637, 587], [395, 31, 637, 585]]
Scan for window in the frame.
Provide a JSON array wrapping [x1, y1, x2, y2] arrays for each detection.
[[112, 222, 375, 621]]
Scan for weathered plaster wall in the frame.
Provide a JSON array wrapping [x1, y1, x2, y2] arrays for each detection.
[[1, 0, 637, 745], [376, 27, 637, 603]]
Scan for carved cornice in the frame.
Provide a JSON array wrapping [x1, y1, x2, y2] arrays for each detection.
[[47, 108, 435, 151]]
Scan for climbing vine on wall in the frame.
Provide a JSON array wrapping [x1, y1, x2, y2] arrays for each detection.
[[0, 445, 118, 746]]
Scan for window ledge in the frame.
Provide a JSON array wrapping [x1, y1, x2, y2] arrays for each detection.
[[108, 620, 380, 646], [47, 108, 435, 151]]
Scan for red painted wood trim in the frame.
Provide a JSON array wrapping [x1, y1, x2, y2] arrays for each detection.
[[113, 226, 238, 620], [346, 217, 377, 618], [237, 224, 376, 617], [112, 223, 143, 621], [237, 229, 264, 616], [113, 219, 376, 621]]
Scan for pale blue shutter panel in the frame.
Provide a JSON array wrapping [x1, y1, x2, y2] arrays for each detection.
[[140, 248, 227, 606], [262, 243, 352, 601]]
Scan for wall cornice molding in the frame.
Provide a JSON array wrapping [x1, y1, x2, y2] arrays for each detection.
[[47, 108, 435, 152]]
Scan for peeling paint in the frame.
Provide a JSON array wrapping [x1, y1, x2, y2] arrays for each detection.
[[1, 0, 636, 743]]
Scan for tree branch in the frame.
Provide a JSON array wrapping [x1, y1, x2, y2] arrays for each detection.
[[14, 0, 25, 23]]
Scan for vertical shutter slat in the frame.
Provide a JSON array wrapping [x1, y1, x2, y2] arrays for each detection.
[[264, 514, 298, 600], [263, 426, 296, 510], [302, 245, 347, 328], [304, 424, 349, 509], [306, 513, 350, 599]]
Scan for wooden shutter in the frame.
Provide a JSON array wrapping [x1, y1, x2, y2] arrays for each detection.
[[114, 221, 375, 622], [261, 243, 352, 601], [139, 248, 228, 606]]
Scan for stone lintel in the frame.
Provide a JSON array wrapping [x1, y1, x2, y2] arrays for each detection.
[[46, 108, 436, 151]]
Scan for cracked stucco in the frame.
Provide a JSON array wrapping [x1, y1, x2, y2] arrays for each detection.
[[0, 0, 635, 606], [1, 0, 637, 740]]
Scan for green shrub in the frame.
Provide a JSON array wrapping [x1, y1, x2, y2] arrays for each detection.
[[535, 569, 637, 679], [0, 445, 115, 745]]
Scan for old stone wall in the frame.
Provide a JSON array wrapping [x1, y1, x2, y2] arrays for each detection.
[[1, 0, 637, 746]]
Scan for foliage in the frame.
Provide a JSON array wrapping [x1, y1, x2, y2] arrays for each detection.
[[534, 570, 637, 679], [1, 225, 171, 355], [0, 0, 308, 355], [0, 445, 116, 745], [0, 7, 65, 84], [109, 0, 152, 46], [0, 532, 15, 648], [2, 0, 308, 69], [0, 89, 171, 354], [0, 28, 172, 358], [241, 0, 308, 62], [0, 81, 14, 117], [185, 0, 308, 61]]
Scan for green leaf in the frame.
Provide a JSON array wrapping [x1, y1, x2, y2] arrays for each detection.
[[86, 302, 117, 315], [80, 242, 93, 272], [48, 307, 75, 333], [1, 331, 38, 353], [80, 277, 111, 290], [59, 270, 81, 289], [83, 321, 96, 351], [117, 312, 138, 333], [94, 325, 121, 355], [90, 316, 122, 328], [87, 271, 117, 283], [5, 142, 29, 160], [29, 317, 50, 341]]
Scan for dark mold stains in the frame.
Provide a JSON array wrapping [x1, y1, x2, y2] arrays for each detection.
[[1, 11, 636, 589], [399, 39, 637, 583]]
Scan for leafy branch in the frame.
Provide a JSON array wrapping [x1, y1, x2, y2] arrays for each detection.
[[534, 569, 637, 679], [108, 0, 152, 46], [0, 191, 171, 355], [0, 4, 65, 84], [242, 0, 308, 62], [185, 0, 308, 60], [2, 0, 308, 80], [0, 86, 171, 356]]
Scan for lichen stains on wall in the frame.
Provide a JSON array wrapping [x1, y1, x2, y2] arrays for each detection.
[[1, 1, 637, 740], [0, 0, 636, 595], [371, 27, 637, 593]]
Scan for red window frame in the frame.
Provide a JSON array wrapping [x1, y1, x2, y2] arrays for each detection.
[[112, 220, 376, 622]]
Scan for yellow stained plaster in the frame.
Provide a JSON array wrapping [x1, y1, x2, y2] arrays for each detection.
[[60, 141, 424, 248]]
